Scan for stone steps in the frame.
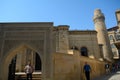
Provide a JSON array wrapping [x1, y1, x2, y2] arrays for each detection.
[[15, 72, 41, 80]]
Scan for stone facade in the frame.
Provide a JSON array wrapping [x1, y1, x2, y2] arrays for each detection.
[[0, 9, 118, 80], [68, 30, 101, 59], [53, 51, 106, 80], [0, 23, 53, 80], [53, 26, 102, 60], [107, 9, 120, 60], [0, 22, 103, 80]]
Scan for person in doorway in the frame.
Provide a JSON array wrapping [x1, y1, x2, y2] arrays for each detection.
[[24, 61, 34, 80], [83, 62, 91, 80], [105, 62, 110, 74]]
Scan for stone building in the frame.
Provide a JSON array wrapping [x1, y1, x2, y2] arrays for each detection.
[[107, 9, 120, 59], [13, 24, 103, 73], [0, 9, 119, 80]]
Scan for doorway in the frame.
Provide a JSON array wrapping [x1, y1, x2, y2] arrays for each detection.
[[35, 52, 42, 71], [7, 47, 42, 80]]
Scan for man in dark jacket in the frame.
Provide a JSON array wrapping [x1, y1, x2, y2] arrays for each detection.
[[83, 62, 91, 80]]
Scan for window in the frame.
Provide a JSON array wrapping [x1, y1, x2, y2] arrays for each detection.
[[109, 35, 113, 40], [80, 47, 88, 57], [116, 34, 120, 40], [111, 44, 116, 48]]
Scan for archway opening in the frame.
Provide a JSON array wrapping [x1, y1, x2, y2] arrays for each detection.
[[80, 47, 88, 57], [35, 52, 42, 71], [7, 46, 42, 80], [8, 55, 17, 80]]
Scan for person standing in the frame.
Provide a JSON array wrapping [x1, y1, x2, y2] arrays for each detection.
[[24, 61, 34, 80], [105, 63, 110, 74], [83, 62, 91, 80]]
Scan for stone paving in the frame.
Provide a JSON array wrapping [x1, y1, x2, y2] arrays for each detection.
[[92, 70, 120, 80]]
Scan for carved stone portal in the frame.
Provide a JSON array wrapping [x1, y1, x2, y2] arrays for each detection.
[[0, 22, 53, 80]]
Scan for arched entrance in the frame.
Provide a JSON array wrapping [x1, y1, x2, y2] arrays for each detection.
[[8, 55, 17, 80], [80, 47, 88, 56], [1, 44, 43, 80], [0, 23, 53, 80]]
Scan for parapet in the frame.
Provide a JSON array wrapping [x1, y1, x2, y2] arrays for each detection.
[[54, 25, 69, 31]]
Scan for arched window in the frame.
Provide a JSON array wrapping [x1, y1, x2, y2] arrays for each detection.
[[109, 35, 114, 40], [80, 47, 88, 57]]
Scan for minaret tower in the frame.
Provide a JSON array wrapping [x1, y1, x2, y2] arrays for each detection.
[[93, 9, 113, 62], [115, 9, 120, 29]]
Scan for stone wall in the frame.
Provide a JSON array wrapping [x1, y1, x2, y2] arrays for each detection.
[[53, 50, 106, 80], [68, 31, 101, 59], [79, 54, 105, 80], [53, 53, 76, 80]]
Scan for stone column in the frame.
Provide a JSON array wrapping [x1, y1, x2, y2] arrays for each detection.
[[22, 49, 27, 71], [16, 53, 22, 72], [93, 9, 113, 62], [31, 50, 35, 68]]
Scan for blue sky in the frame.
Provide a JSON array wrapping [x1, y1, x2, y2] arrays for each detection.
[[0, 0, 120, 30]]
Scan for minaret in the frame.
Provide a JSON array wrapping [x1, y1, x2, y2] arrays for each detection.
[[115, 9, 120, 29], [93, 9, 113, 62]]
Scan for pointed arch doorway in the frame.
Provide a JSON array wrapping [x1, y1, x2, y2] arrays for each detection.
[[2, 44, 42, 80], [14, 48, 42, 73], [0, 22, 53, 80]]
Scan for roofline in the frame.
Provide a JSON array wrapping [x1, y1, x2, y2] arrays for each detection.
[[0, 22, 53, 24], [69, 30, 96, 32]]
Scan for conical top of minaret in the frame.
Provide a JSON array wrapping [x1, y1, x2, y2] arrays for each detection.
[[94, 9, 102, 15], [93, 9, 105, 23]]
